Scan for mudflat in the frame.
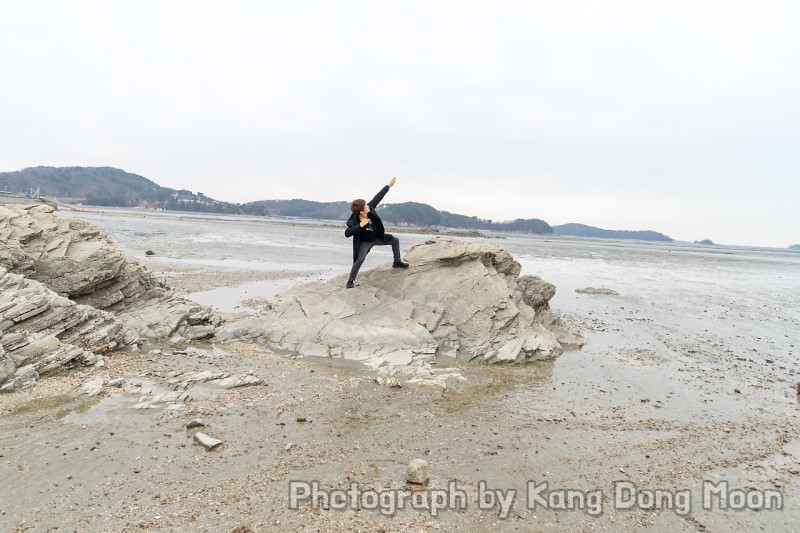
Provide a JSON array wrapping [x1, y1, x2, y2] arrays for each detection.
[[1, 209, 799, 532]]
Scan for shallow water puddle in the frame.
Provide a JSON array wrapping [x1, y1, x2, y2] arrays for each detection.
[[187, 278, 307, 313]]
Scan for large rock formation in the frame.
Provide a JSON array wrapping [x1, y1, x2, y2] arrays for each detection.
[[0, 267, 128, 392], [0, 204, 221, 392], [220, 237, 581, 370]]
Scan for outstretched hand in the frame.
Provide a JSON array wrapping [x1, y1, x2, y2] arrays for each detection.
[[388, 177, 397, 187]]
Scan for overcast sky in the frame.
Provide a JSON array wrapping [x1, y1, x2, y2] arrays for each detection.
[[1, 1, 798, 247]]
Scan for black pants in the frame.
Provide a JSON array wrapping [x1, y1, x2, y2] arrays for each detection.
[[348, 235, 401, 282]]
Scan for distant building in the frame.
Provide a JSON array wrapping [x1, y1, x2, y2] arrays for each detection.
[[177, 189, 194, 202]]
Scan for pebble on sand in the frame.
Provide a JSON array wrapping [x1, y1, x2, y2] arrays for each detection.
[[186, 419, 206, 429], [406, 459, 429, 484], [194, 432, 222, 450]]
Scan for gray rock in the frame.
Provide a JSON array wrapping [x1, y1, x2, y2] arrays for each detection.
[[166, 370, 262, 389], [0, 363, 38, 392], [186, 419, 206, 429], [575, 287, 619, 296], [0, 352, 16, 383], [221, 237, 577, 366], [406, 459, 429, 484], [131, 391, 188, 409], [213, 374, 263, 389], [0, 205, 223, 392], [516, 275, 556, 309], [77, 379, 104, 397], [0, 205, 221, 342], [0, 267, 128, 385], [194, 432, 222, 450]]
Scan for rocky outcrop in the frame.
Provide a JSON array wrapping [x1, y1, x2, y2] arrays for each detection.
[[0, 204, 222, 392], [0, 266, 128, 392], [220, 237, 581, 372]]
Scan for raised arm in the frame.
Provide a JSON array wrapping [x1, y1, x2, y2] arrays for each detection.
[[367, 177, 397, 209]]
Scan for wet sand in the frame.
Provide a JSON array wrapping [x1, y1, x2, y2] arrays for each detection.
[[1, 209, 799, 532]]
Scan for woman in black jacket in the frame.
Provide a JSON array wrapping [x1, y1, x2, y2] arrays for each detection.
[[344, 177, 409, 288]]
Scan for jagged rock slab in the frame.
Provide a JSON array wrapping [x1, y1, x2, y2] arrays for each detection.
[[166, 370, 263, 391], [0, 204, 221, 345], [0, 205, 223, 392], [131, 391, 190, 410], [0, 267, 129, 392], [220, 237, 582, 367], [576, 287, 620, 296]]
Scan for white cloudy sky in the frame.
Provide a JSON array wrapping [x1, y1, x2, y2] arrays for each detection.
[[1, 1, 798, 247]]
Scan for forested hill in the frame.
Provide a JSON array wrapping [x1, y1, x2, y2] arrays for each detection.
[[0, 166, 555, 234], [0, 166, 175, 206], [553, 223, 673, 242], [379, 202, 552, 233], [245, 199, 553, 233], [4, 166, 671, 239], [244, 199, 348, 220]]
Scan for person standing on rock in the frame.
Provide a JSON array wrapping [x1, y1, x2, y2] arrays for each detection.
[[344, 177, 409, 288]]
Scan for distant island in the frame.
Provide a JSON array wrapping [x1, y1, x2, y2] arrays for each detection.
[[694, 238, 715, 245], [790, 244, 800, 251], [552, 223, 673, 242], [1, 166, 668, 240]]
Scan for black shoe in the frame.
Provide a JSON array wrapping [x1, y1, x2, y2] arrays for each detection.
[[346, 280, 355, 288], [392, 261, 409, 269]]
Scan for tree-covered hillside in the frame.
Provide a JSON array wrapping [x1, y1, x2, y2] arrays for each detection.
[[245, 199, 553, 233], [244, 199, 348, 219], [553, 223, 673, 242], [380, 202, 552, 233], [3, 166, 667, 239], [0, 166, 174, 206]]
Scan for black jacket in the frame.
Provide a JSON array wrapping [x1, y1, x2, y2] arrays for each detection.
[[345, 185, 392, 261]]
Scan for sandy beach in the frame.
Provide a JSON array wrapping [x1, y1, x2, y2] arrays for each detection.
[[2, 208, 799, 532]]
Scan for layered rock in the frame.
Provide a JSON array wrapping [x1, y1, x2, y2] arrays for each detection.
[[0, 204, 222, 391], [220, 237, 581, 369], [0, 266, 128, 391]]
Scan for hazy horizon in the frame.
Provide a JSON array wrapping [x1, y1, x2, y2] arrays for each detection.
[[0, 163, 789, 248], [1, 2, 798, 247]]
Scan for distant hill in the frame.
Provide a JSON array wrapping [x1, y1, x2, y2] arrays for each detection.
[[380, 202, 552, 233], [694, 238, 715, 245], [0, 166, 174, 206], [4, 167, 672, 240], [246, 199, 553, 234], [244, 199, 348, 219], [553, 223, 673, 242], [0, 166, 554, 234]]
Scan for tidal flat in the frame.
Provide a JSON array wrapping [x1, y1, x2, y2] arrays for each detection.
[[1, 208, 799, 532]]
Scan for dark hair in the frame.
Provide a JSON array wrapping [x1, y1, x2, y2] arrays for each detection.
[[350, 199, 366, 214]]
